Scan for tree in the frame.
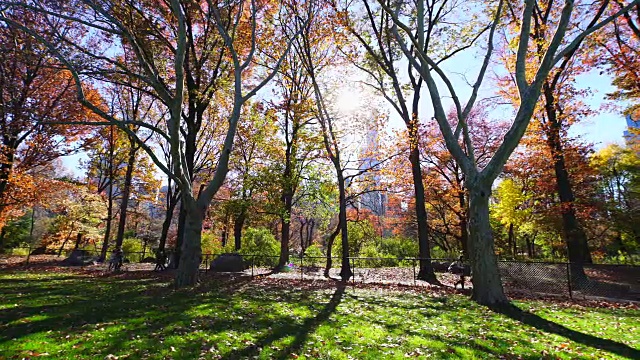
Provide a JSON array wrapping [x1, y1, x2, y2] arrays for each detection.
[[336, 0, 487, 282], [590, 1, 640, 117], [106, 82, 160, 252], [295, 5, 393, 281], [0, 0, 310, 286], [268, 45, 324, 270], [491, 178, 535, 258], [84, 126, 126, 261], [227, 101, 278, 250], [370, 0, 635, 304], [0, 8, 96, 221], [45, 182, 107, 256], [590, 144, 640, 253], [496, 0, 623, 284], [416, 107, 508, 257]]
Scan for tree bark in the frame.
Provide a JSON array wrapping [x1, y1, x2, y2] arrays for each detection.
[[99, 189, 114, 262], [174, 204, 203, 287], [0, 227, 6, 253], [337, 174, 352, 281], [174, 123, 197, 267], [307, 219, 315, 250], [114, 143, 137, 249], [324, 221, 341, 278], [458, 188, 469, 258], [173, 203, 187, 268], [409, 146, 438, 282], [98, 126, 116, 262], [467, 183, 508, 305], [508, 223, 515, 259], [299, 219, 306, 255], [158, 195, 177, 252], [233, 207, 246, 251], [73, 232, 83, 250], [277, 192, 293, 269], [221, 212, 228, 247], [542, 84, 591, 285]]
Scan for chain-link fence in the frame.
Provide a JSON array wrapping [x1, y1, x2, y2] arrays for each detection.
[[201, 254, 639, 301], [3, 249, 639, 301]]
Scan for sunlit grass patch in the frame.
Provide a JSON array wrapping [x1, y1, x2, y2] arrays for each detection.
[[0, 271, 638, 359]]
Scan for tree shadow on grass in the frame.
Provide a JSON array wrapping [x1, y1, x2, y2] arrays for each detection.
[[221, 282, 346, 360], [0, 274, 259, 358], [491, 303, 640, 359]]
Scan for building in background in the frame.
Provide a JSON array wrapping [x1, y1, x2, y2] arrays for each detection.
[[356, 111, 387, 218], [623, 114, 640, 145]]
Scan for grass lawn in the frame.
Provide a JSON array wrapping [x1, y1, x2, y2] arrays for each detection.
[[0, 270, 638, 359]]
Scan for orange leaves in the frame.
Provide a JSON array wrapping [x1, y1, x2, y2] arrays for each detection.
[[0, 167, 70, 227]]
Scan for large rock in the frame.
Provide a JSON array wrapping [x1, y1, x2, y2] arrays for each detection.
[[64, 249, 96, 266], [210, 253, 246, 272]]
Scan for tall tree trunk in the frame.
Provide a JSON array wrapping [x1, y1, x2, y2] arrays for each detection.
[[543, 85, 591, 285], [221, 214, 228, 247], [233, 207, 246, 251], [26, 206, 36, 264], [299, 220, 306, 255], [175, 126, 197, 268], [324, 221, 341, 278], [508, 223, 515, 258], [114, 144, 137, 250], [458, 189, 469, 258], [174, 204, 204, 287], [277, 140, 295, 270], [73, 232, 83, 250], [467, 182, 508, 305], [99, 126, 116, 262], [277, 192, 293, 269], [337, 175, 352, 281], [409, 146, 438, 283], [158, 194, 178, 252], [99, 190, 114, 262], [174, 204, 187, 268], [0, 227, 6, 253], [307, 219, 315, 249], [0, 144, 15, 214]]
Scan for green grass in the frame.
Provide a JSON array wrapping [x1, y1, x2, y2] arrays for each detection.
[[0, 271, 638, 359]]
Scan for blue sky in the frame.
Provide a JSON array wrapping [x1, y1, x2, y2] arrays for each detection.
[[60, 40, 630, 179]]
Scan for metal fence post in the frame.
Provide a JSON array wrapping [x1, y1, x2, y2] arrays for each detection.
[[566, 262, 573, 300]]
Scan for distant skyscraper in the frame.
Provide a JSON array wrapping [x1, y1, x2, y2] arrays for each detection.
[[356, 111, 387, 217], [623, 114, 640, 145]]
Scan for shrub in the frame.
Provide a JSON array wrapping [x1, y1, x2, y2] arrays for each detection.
[[201, 232, 234, 255], [303, 244, 324, 267], [8, 247, 30, 256], [377, 236, 418, 259], [121, 238, 143, 262], [242, 227, 279, 267], [359, 244, 397, 267]]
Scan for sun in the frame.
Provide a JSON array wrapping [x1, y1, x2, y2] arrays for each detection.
[[335, 87, 363, 114]]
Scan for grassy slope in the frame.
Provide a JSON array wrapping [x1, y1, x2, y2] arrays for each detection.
[[0, 271, 638, 359]]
